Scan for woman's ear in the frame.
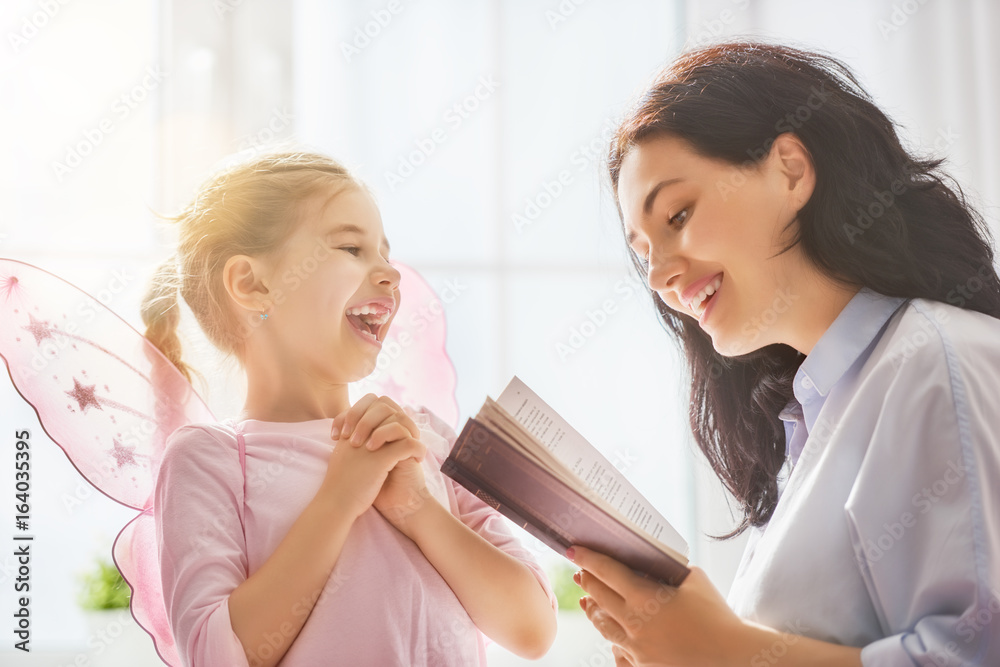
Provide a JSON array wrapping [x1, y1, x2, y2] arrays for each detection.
[[770, 132, 816, 213], [222, 255, 271, 313]]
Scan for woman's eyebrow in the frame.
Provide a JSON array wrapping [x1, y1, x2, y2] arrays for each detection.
[[643, 177, 685, 216]]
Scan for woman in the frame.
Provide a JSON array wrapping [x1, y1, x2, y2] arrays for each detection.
[[569, 41, 1000, 666]]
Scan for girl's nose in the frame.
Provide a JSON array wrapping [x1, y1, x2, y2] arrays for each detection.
[[374, 259, 401, 290]]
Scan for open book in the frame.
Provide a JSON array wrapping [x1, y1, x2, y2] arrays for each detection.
[[440, 376, 690, 586]]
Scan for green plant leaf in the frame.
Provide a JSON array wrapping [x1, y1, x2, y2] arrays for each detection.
[[77, 559, 130, 610], [547, 559, 585, 612]]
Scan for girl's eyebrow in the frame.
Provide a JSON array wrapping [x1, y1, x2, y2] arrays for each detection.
[[326, 223, 391, 253]]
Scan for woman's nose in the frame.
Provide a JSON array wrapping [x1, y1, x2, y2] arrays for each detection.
[[646, 249, 682, 296]]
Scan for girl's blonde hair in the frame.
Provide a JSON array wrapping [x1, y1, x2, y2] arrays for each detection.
[[140, 151, 363, 383]]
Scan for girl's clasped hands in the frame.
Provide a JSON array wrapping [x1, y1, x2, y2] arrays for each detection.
[[325, 393, 432, 533]]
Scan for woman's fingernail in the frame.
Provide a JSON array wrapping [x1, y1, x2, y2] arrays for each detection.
[[579, 597, 587, 611], [573, 570, 582, 586], [330, 426, 340, 438], [566, 547, 576, 561]]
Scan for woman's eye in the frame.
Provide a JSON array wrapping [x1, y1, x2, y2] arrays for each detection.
[[340, 246, 361, 256], [669, 208, 689, 227]]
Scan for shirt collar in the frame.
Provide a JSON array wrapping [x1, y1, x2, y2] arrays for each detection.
[[796, 287, 907, 400], [782, 287, 908, 440]]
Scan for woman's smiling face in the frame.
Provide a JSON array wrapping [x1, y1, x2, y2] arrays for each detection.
[[617, 132, 821, 356]]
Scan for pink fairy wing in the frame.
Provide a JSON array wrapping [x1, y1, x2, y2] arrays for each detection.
[[0, 257, 457, 667], [114, 510, 180, 665], [0, 258, 213, 666], [0, 259, 214, 509], [350, 261, 459, 428]]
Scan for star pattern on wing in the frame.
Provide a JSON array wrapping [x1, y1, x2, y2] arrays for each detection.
[[109, 438, 138, 469], [23, 313, 55, 346], [66, 377, 103, 413]]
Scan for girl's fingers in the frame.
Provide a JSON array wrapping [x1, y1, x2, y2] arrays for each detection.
[[375, 436, 426, 467], [370, 396, 420, 439], [332, 393, 378, 440], [366, 422, 414, 452], [578, 569, 628, 623], [332, 395, 421, 446], [347, 401, 397, 446]]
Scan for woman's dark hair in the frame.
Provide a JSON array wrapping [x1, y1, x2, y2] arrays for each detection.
[[608, 41, 1000, 538]]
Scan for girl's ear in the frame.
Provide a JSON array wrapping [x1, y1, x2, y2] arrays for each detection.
[[222, 255, 271, 313], [771, 132, 816, 214]]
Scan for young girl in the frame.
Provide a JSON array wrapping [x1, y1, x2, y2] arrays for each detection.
[[568, 42, 1000, 665], [145, 151, 558, 666]]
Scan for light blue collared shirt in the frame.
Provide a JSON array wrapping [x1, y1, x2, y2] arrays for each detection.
[[727, 288, 1000, 666]]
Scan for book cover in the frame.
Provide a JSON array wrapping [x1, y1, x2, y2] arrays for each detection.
[[441, 378, 690, 586]]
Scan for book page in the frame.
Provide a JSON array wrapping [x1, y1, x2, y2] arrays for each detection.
[[496, 376, 688, 556]]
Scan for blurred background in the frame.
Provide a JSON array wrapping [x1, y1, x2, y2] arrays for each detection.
[[1, 0, 997, 664]]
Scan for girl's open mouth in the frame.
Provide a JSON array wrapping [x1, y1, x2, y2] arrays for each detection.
[[346, 302, 393, 346]]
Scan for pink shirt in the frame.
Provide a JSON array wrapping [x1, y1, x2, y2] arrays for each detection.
[[154, 407, 556, 667]]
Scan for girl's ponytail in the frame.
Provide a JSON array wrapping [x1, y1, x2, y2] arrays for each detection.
[[141, 255, 195, 384]]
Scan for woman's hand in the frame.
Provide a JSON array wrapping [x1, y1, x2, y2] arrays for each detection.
[[569, 546, 750, 667], [571, 546, 864, 666], [331, 394, 432, 531]]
